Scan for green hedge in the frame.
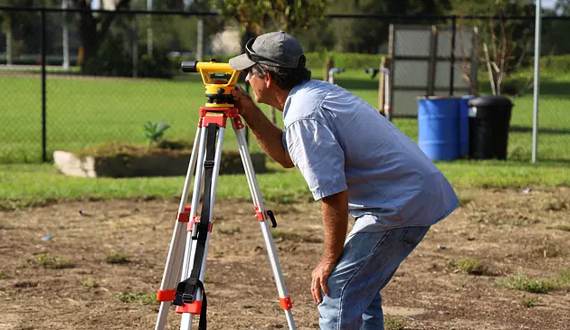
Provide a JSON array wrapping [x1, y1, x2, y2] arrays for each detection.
[[195, 52, 386, 71], [540, 55, 570, 73], [305, 52, 385, 70]]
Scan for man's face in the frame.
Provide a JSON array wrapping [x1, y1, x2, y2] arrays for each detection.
[[245, 65, 269, 104]]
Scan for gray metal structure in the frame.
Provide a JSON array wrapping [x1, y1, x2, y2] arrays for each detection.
[[532, 0, 542, 163], [388, 24, 479, 117]]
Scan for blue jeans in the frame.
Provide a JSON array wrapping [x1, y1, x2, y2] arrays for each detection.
[[318, 225, 430, 330]]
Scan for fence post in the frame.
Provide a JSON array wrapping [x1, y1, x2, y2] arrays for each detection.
[[449, 15, 457, 96], [532, 0, 542, 164], [41, 7, 47, 162]]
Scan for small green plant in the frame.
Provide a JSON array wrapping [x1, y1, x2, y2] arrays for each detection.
[[143, 121, 170, 147], [497, 274, 556, 294], [521, 296, 541, 308], [105, 251, 130, 264], [547, 224, 570, 232], [0, 271, 8, 279], [34, 253, 75, 269], [449, 257, 493, 276], [116, 291, 157, 305], [80, 277, 99, 289], [384, 316, 406, 330]]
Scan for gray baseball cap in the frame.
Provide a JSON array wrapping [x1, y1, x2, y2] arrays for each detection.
[[229, 31, 305, 70]]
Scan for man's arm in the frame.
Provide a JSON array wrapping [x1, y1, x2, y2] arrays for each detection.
[[232, 87, 294, 168], [311, 190, 348, 304]]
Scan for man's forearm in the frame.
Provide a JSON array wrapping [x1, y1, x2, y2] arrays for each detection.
[[320, 190, 349, 263], [241, 106, 294, 168]]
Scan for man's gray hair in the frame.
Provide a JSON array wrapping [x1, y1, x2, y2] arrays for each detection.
[[254, 63, 311, 90]]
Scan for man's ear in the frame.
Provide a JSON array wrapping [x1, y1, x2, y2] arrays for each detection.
[[264, 72, 273, 88]]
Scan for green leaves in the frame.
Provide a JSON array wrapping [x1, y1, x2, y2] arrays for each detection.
[[143, 121, 171, 146], [212, 0, 327, 33]]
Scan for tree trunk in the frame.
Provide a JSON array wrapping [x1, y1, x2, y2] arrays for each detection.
[[73, 0, 131, 73]]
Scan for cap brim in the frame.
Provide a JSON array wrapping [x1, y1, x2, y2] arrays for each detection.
[[229, 53, 255, 71]]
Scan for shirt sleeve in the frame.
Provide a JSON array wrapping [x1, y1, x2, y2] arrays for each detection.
[[285, 119, 347, 200]]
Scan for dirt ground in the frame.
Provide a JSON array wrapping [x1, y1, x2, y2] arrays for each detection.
[[1, 187, 569, 330]]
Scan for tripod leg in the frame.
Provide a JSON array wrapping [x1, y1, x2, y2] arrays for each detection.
[[233, 124, 297, 330], [155, 126, 202, 330], [180, 125, 226, 330]]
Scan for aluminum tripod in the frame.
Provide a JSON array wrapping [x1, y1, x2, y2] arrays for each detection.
[[154, 106, 296, 330]]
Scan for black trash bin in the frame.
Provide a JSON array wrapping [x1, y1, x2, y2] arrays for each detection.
[[468, 96, 513, 160]]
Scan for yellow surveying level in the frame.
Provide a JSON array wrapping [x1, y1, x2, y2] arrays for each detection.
[[181, 61, 240, 108]]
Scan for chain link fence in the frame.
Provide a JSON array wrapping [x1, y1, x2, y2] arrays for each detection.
[[0, 7, 569, 164]]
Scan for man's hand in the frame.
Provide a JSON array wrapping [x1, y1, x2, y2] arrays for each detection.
[[231, 86, 258, 120], [230, 85, 294, 168], [311, 190, 349, 304], [311, 258, 336, 304]]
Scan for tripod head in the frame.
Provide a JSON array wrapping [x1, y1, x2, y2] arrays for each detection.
[[181, 61, 240, 108]]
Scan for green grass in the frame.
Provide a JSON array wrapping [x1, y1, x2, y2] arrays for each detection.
[[384, 316, 406, 330], [116, 291, 157, 305], [105, 251, 131, 265], [497, 269, 570, 294], [33, 253, 75, 269], [448, 257, 494, 276], [521, 296, 541, 308], [1, 158, 567, 210], [80, 277, 100, 289], [0, 64, 569, 207], [497, 274, 557, 294], [0, 73, 265, 163], [1, 68, 569, 162], [0, 163, 310, 210]]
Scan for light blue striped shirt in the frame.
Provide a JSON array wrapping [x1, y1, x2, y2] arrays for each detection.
[[282, 80, 458, 229]]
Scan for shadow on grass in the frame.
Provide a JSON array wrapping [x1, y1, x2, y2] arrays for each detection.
[[537, 79, 570, 97], [510, 125, 570, 135]]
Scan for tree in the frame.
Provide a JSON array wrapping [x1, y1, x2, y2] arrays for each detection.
[[451, 0, 535, 95], [0, 0, 37, 65], [325, 0, 451, 53], [70, 0, 131, 73], [211, 0, 327, 49], [555, 0, 570, 15]]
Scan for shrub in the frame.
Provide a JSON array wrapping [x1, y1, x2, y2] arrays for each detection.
[[116, 291, 157, 305], [80, 277, 99, 289], [384, 316, 406, 330], [105, 251, 131, 264], [138, 52, 175, 78], [541, 55, 570, 73], [34, 253, 75, 269], [449, 257, 493, 276], [521, 296, 541, 308], [497, 274, 556, 294], [305, 51, 385, 70]]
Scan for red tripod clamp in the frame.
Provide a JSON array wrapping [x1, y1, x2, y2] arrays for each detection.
[[199, 107, 245, 130]]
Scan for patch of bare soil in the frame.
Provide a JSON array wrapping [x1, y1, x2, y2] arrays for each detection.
[[0, 187, 569, 329]]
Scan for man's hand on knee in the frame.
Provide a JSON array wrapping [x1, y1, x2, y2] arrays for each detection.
[[311, 258, 336, 304]]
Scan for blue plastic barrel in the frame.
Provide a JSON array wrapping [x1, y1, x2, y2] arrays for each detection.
[[458, 96, 473, 157], [418, 97, 459, 161]]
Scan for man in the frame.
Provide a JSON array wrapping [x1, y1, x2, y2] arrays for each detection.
[[229, 31, 458, 330]]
